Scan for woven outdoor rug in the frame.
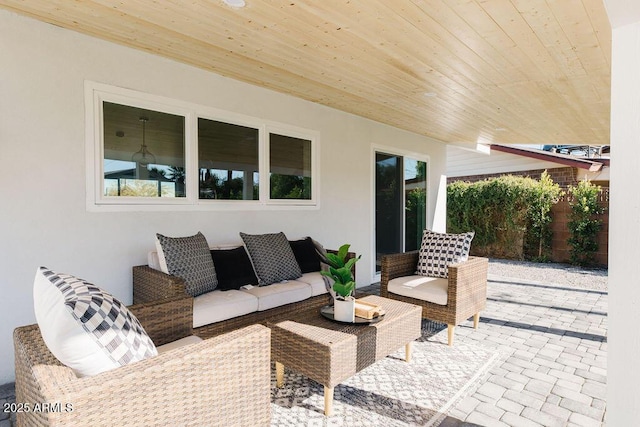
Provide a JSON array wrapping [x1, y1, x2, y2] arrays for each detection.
[[270, 320, 500, 426]]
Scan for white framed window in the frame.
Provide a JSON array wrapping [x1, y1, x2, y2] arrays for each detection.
[[85, 82, 319, 211]]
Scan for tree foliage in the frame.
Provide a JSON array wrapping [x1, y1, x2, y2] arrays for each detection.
[[405, 187, 427, 251], [199, 169, 257, 200], [567, 180, 605, 266], [270, 174, 311, 199], [447, 173, 563, 260], [524, 172, 564, 261]]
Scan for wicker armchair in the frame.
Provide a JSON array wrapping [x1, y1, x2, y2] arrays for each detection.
[[380, 251, 488, 346], [14, 295, 271, 427]]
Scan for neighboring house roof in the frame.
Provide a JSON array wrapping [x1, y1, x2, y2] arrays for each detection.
[[490, 144, 608, 172], [446, 144, 609, 181]]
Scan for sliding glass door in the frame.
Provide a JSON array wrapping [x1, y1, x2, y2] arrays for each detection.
[[375, 152, 427, 272]]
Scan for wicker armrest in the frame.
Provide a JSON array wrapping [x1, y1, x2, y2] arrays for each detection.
[[133, 265, 188, 304], [380, 251, 419, 295], [128, 295, 193, 346], [15, 324, 271, 427], [446, 256, 489, 306]]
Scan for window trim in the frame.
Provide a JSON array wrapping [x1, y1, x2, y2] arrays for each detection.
[[85, 81, 320, 212]]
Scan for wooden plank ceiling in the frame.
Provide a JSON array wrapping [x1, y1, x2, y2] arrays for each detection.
[[0, 0, 611, 146]]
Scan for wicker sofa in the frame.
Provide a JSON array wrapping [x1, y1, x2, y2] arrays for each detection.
[[14, 295, 271, 427], [380, 251, 488, 346], [134, 243, 353, 339]]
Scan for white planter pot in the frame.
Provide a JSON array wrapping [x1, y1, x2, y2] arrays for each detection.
[[334, 296, 355, 322]]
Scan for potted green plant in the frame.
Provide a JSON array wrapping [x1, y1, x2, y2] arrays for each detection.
[[320, 244, 361, 322]]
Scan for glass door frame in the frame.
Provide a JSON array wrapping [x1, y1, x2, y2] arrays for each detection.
[[371, 145, 430, 282]]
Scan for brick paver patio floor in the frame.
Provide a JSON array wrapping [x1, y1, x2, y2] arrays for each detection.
[[0, 269, 607, 427], [423, 273, 606, 426]]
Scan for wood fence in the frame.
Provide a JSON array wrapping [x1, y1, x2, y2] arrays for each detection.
[[550, 187, 609, 266]]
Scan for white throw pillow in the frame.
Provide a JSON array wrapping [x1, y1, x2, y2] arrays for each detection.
[[33, 267, 158, 377]]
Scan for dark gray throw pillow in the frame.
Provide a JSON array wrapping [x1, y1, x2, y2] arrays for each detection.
[[240, 232, 302, 286], [155, 232, 218, 297], [210, 247, 258, 290]]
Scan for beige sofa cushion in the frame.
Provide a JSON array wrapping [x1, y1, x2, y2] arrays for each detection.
[[388, 275, 449, 306], [295, 272, 328, 296], [193, 290, 258, 328], [242, 281, 312, 311]]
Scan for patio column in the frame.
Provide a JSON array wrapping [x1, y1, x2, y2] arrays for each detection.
[[606, 4, 640, 425]]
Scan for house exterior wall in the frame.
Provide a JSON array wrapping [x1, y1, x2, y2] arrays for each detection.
[[0, 10, 447, 384]]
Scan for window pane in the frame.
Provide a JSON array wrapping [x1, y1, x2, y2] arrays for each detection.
[[198, 118, 259, 200], [269, 133, 312, 200], [404, 159, 427, 251], [103, 102, 185, 198]]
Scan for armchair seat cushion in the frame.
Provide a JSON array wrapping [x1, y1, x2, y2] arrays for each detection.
[[193, 290, 258, 328], [388, 275, 449, 306]]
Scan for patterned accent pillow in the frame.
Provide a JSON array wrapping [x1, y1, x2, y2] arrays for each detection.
[[33, 267, 158, 377], [416, 230, 475, 278], [155, 232, 218, 297], [240, 232, 302, 286]]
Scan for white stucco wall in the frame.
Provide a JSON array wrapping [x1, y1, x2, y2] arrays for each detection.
[[606, 10, 640, 426], [0, 10, 447, 384]]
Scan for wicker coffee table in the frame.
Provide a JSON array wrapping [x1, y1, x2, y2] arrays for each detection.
[[269, 295, 422, 416]]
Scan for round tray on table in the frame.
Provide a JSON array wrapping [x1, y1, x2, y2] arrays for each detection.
[[320, 305, 385, 324]]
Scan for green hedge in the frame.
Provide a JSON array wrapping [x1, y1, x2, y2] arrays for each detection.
[[567, 180, 605, 266], [447, 172, 563, 260]]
